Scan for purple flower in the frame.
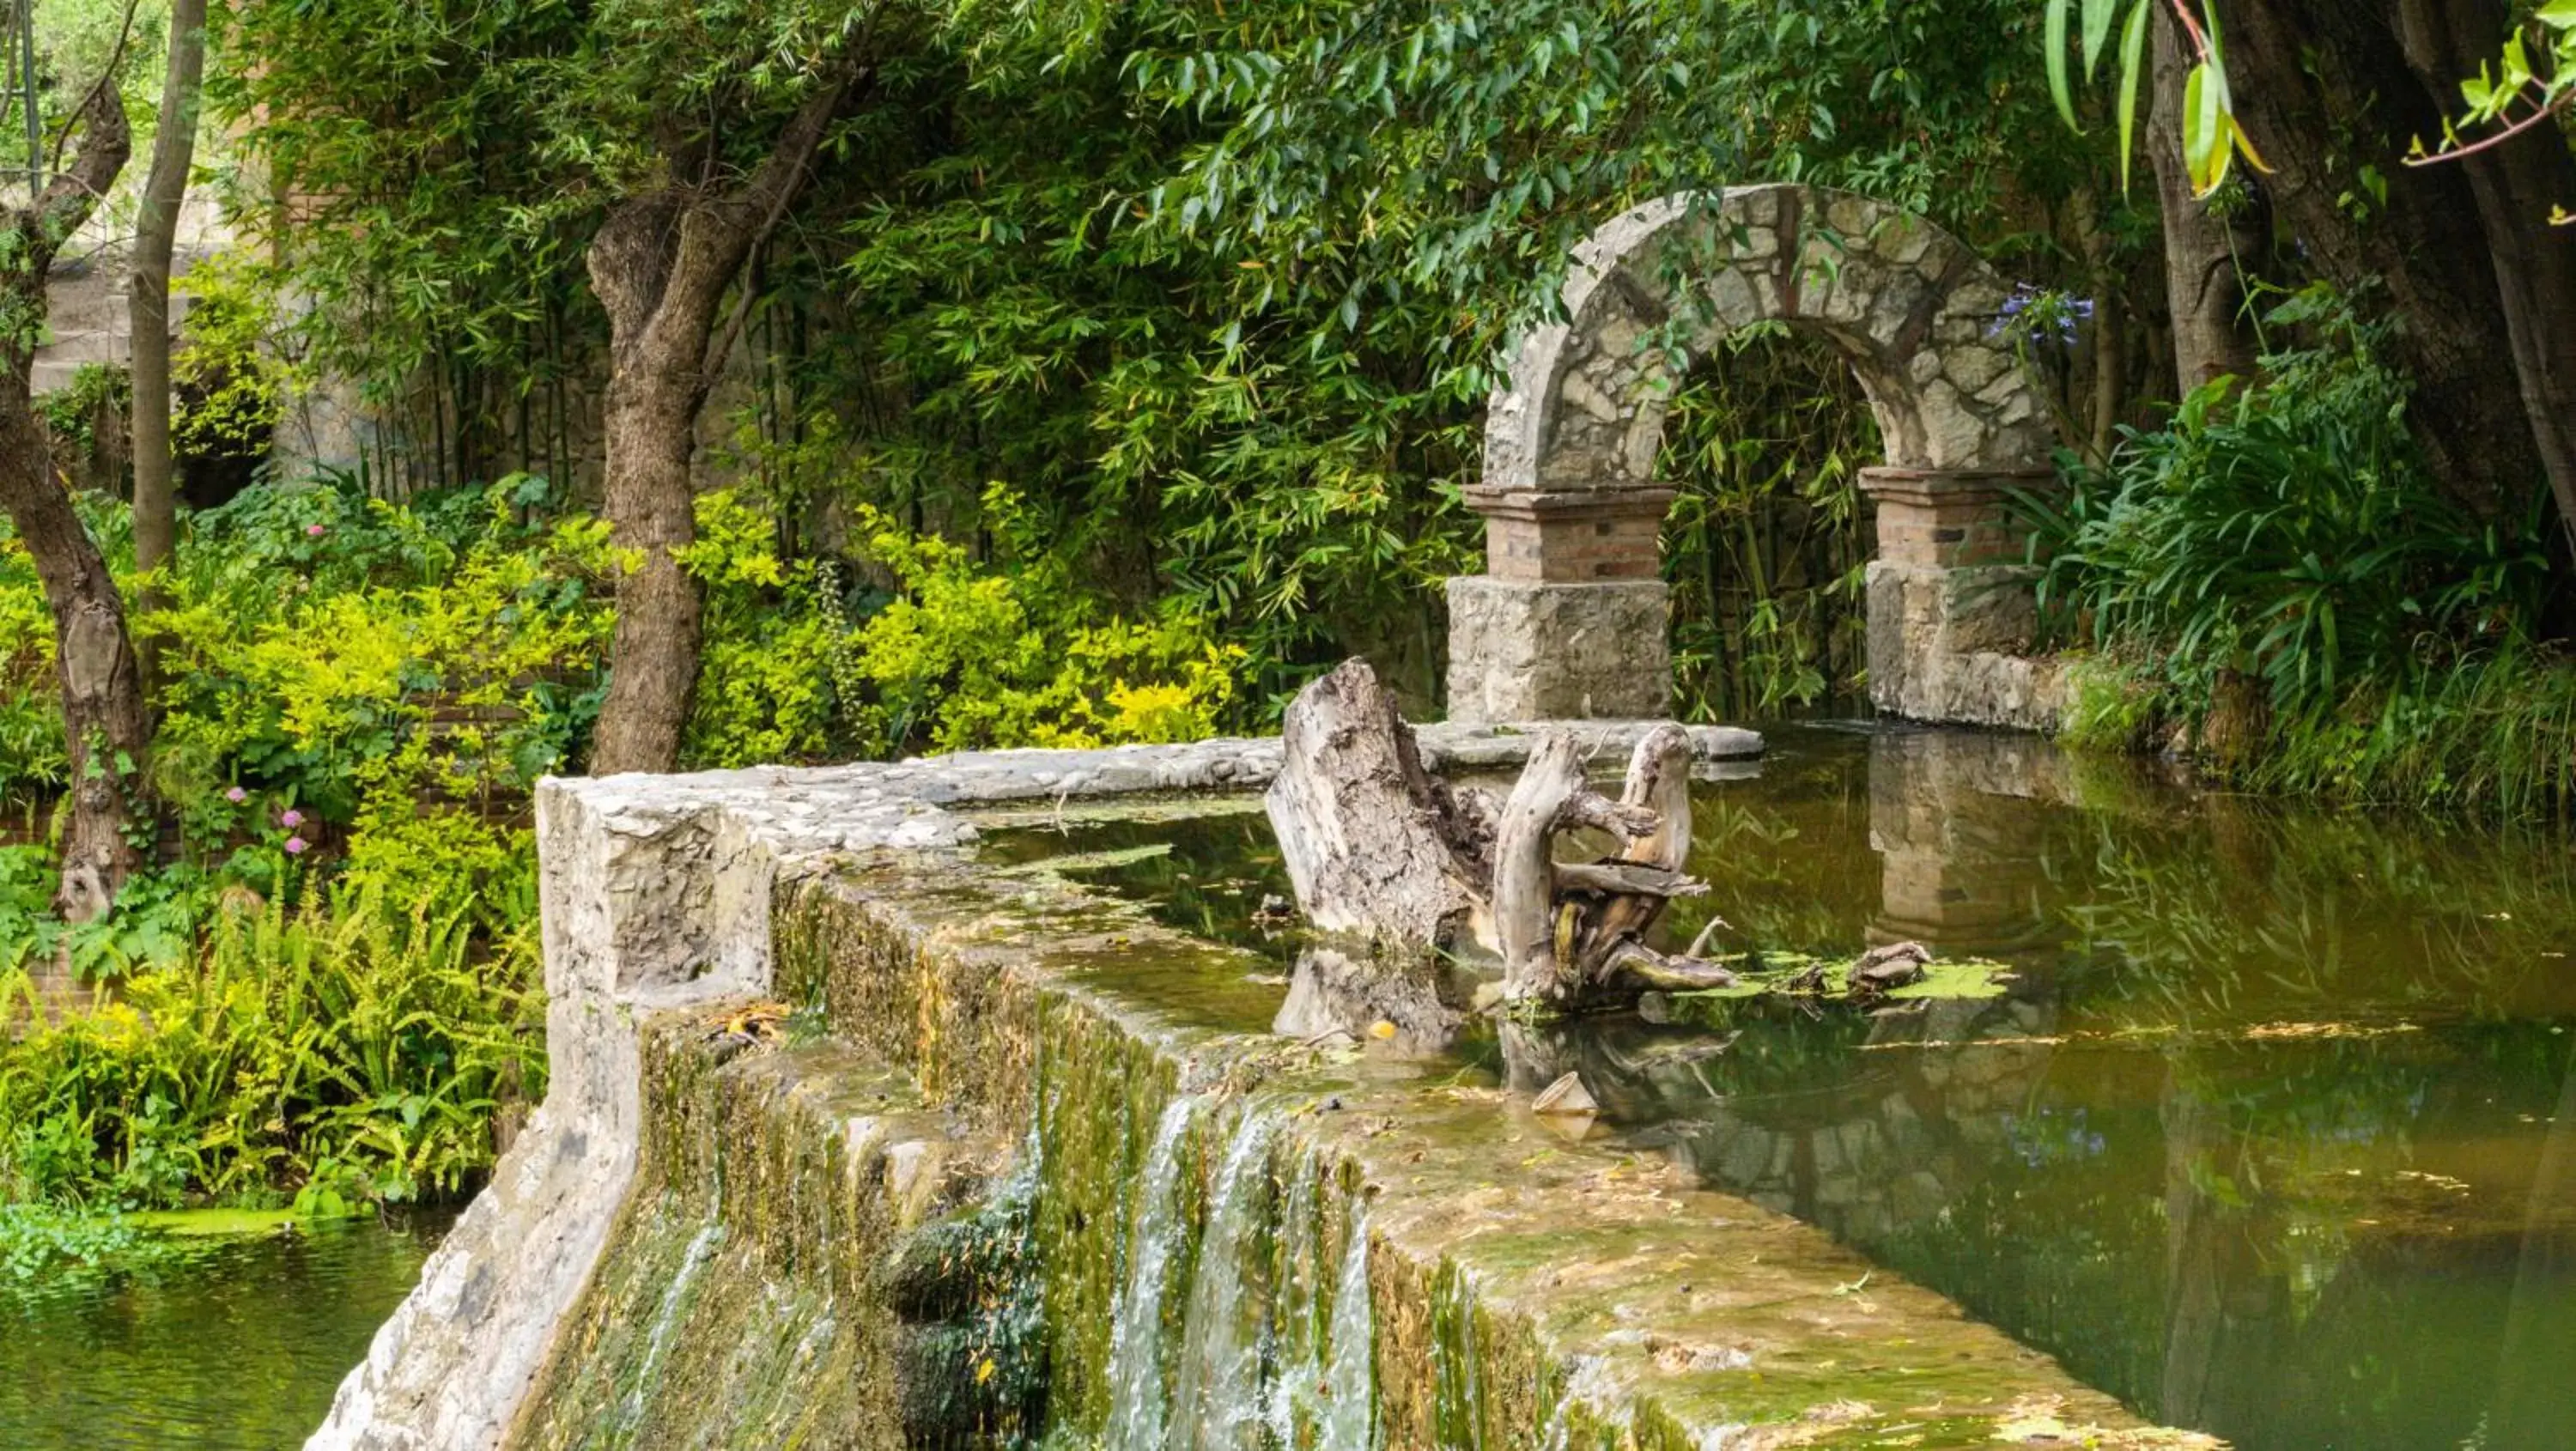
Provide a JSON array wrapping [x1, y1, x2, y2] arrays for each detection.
[[279, 808, 304, 829], [225, 786, 247, 804], [307, 524, 327, 538], [283, 836, 309, 855]]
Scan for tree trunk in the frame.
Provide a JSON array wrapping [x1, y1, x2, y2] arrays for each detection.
[[2148, 8, 2264, 394], [584, 73, 854, 775], [129, 0, 205, 595], [589, 348, 707, 776], [2215, 0, 2576, 542], [2388, 0, 2576, 554], [0, 88, 145, 920]]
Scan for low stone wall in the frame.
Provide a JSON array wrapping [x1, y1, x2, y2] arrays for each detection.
[[303, 721, 1753, 1450], [307, 719, 2214, 1450]]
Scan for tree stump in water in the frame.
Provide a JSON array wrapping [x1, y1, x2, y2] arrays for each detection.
[[1267, 659, 1735, 1010], [1263, 659, 1495, 951], [1491, 726, 1739, 1008]]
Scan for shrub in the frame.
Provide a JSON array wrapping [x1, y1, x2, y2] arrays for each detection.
[[0, 883, 545, 1210], [822, 487, 1246, 757], [2016, 288, 2576, 817], [2018, 289, 2555, 713]]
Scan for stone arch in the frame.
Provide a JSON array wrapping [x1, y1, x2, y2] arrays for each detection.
[[1448, 185, 2065, 728]]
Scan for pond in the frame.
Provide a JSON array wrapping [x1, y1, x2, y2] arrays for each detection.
[[985, 724, 2576, 1451], [0, 1212, 448, 1449]]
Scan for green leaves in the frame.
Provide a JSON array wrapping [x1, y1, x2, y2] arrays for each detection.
[[2044, 0, 2260, 196], [2114, 0, 2148, 194], [2043, 0, 2130, 131], [2079, 0, 2118, 81], [2044, 0, 2077, 129]]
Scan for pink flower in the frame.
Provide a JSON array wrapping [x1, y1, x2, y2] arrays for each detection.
[[307, 524, 327, 538], [279, 809, 304, 828], [283, 836, 309, 855], [225, 786, 247, 804]]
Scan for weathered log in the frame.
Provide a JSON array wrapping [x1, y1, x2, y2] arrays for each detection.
[[1564, 726, 1703, 981], [1264, 659, 1492, 950], [1494, 726, 1740, 1006], [1494, 733, 1657, 1001], [1266, 666, 1736, 1011], [1552, 862, 1708, 899]]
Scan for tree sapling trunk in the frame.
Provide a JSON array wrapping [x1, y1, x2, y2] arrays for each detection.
[[129, 0, 207, 602], [0, 85, 149, 920], [585, 70, 854, 776]]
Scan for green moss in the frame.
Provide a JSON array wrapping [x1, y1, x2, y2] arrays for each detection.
[[718, 842, 2199, 1451]]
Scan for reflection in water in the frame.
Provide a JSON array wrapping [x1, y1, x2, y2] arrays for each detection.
[[1273, 946, 1465, 1058], [998, 726, 2576, 1451], [0, 1214, 447, 1449]]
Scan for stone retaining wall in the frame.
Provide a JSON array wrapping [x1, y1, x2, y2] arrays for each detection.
[[305, 719, 2218, 1450]]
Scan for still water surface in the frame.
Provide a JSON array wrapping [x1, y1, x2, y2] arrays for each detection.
[[990, 725, 2576, 1451], [0, 1214, 444, 1449]]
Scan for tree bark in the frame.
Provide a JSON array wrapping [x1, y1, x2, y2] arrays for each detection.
[[2214, 0, 2576, 543], [1264, 658, 1492, 949], [129, 0, 207, 594], [2147, 8, 2264, 394], [0, 87, 147, 920], [585, 70, 854, 775]]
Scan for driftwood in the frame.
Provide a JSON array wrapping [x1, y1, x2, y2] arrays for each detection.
[[1268, 660, 1736, 1011], [1264, 659, 1494, 950], [1493, 726, 1739, 1007]]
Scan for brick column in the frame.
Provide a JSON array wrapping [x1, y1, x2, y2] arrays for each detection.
[[1445, 486, 1674, 722], [1858, 467, 2059, 725]]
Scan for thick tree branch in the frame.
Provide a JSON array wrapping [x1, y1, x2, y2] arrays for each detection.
[[696, 60, 868, 381], [32, 82, 131, 250]]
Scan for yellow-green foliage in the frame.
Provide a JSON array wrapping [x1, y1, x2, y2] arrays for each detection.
[[0, 532, 63, 802], [146, 476, 618, 820], [680, 489, 839, 768], [171, 253, 307, 461], [827, 489, 1244, 758], [0, 884, 545, 1209]]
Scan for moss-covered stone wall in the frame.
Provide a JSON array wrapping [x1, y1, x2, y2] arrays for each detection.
[[749, 852, 2216, 1451]]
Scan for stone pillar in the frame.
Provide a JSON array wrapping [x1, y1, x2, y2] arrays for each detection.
[[1859, 466, 2062, 727], [1445, 485, 1674, 722]]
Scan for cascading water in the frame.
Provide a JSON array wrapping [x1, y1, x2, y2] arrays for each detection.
[[1097, 1095, 1382, 1451], [1432, 1262, 1485, 1451], [1169, 1111, 1284, 1451], [1314, 1198, 1375, 1451], [1106, 1099, 1200, 1451], [616, 1220, 721, 1433]]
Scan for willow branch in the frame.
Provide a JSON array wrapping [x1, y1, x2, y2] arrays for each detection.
[[2405, 87, 2576, 167]]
